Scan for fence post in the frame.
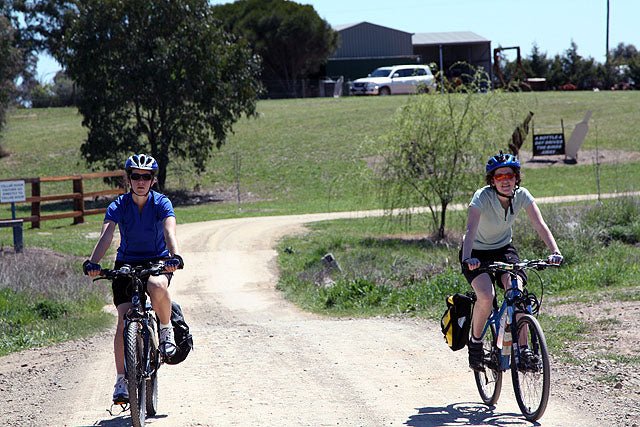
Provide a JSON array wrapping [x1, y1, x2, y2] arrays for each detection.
[[73, 175, 85, 224], [31, 179, 41, 229], [13, 220, 23, 253]]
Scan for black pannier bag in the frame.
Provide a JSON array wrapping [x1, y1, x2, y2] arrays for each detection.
[[440, 292, 475, 351], [164, 301, 193, 365]]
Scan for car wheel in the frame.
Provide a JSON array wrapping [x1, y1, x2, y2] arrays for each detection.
[[378, 87, 390, 96]]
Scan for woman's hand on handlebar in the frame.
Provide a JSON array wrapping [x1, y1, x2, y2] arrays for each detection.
[[83, 260, 102, 278], [547, 252, 563, 265], [164, 254, 184, 273], [463, 257, 481, 270]]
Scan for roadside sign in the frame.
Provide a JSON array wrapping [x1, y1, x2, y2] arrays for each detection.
[[533, 133, 565, 156], [0, 180, 26, 203]]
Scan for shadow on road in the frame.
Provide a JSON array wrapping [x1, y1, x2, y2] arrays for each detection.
[[405, 402, 539, 427], [77, 412, 168, 426]]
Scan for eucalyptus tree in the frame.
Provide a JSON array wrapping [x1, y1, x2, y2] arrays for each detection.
[[35, 0, 262, 188], [212, 0, 337, 98]]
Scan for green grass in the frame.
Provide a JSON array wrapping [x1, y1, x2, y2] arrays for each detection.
[[3, 92, 640, 252], [0, 287, 113, 356], [539, 313, 589, 361], [2, 92, 640, 217]]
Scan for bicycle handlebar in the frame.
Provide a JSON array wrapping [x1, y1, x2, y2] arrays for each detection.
[[93, 262, 168, 282], [481, 259, 560, 272]]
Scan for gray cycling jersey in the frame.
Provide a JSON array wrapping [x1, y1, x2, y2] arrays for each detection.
[[469, 186, 535, 250]]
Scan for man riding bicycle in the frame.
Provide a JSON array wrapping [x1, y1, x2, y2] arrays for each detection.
[[83, 154, 184, 404], [460, 151, 563, 372]]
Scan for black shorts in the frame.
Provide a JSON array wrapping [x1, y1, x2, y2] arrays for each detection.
[[459, 244, 527, 286], [112, 259, 173, 307]]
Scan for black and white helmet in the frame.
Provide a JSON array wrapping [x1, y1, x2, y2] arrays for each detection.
[[125, 154, 158, 172]]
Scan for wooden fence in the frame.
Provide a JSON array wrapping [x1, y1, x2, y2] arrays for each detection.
[[0, 171, 127, 228]]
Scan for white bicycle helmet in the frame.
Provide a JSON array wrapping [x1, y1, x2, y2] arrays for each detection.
[[125, 154, 158, 172]]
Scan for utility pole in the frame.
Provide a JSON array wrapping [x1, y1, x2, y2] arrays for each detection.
[[605, 0, 610, 65]]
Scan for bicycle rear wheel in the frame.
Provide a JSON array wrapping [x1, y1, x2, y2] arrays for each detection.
[[125, 321, 147, 427], [510, 314, 550, 421], [474, 322, 502, 405], [146, 369, 158, 416]]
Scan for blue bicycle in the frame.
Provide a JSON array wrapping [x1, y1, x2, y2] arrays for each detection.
[[473, 259, 559, 421]]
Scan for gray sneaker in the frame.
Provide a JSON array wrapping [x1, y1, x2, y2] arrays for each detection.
[[159, 326, 177, 357], [113, 377, 129, 404]]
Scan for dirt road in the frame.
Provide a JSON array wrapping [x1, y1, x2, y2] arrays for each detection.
[[1, 203, 617, 427]]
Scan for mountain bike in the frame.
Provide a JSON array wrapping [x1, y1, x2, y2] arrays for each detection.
[[96, 262, 167, 427], [473, 259, 559, 421]]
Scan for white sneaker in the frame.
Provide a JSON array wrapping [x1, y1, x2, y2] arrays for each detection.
[[159, 326, 177, 357], [113, 377, 129, 404]]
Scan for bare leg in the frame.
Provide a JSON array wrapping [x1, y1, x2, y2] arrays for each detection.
[[114, 303, 132, 375], [471, 273, 495, 339], [147, 275, 171, 325]]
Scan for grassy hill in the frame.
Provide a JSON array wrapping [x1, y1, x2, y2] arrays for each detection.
[[1, 91, 639, 253]]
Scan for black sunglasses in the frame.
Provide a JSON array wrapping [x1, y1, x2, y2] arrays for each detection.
[[129, 173, 153, 181]]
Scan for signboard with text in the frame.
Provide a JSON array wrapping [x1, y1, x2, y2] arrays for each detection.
[[533, 133, 565, 156], [0, 180, 26, 203]]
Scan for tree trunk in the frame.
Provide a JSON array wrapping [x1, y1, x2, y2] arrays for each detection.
[[438, 200, 448, 240], [156, 165, 167, 192], [154, 150, 169, 191]]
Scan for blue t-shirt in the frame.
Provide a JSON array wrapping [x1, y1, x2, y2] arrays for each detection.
[[104, 191, 176, 262], [468, 186, 535, 250]]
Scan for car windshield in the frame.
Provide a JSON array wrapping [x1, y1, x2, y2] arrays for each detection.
[[369, 68, 392, 78]]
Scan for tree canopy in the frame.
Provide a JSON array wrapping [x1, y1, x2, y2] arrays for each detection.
[[378, 66, 527, 239], [212, 0, 338, 98], [34, 0, 262, 188]]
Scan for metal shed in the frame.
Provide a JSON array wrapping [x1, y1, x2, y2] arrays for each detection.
[[327, 22, 419, 81], [412, 31, 492, 78]]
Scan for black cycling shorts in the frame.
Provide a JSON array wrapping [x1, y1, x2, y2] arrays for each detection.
[[111, 259, 173, 307], [459, 243, 527, 286]]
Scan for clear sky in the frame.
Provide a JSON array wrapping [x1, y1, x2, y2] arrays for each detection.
[[37, 0, 637, 82]]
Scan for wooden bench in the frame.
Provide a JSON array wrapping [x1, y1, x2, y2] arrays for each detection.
[[0, 219, 24, 252]]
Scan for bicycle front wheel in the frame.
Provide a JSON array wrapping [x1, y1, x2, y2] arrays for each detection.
[[510, 314, 550, 421], [474, 322, 502, 405], [125, 321, 147, 427]]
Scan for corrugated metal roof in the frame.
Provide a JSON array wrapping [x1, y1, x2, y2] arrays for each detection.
[[334, 21, 413, 35], [412, 31, 489, 46]]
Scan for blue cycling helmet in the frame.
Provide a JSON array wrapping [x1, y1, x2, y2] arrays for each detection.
[[125, 154, 158, 173], [486, 151, 520, 174]]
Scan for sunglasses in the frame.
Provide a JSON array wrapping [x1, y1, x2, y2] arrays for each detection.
[[129, 173, 153, 181], [493, 172, 516, 182]]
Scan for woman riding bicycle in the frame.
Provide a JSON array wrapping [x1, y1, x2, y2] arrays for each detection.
[[83, 154, 184, 404], [460, 151, 563, 372]]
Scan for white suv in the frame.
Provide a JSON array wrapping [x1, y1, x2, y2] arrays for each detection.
[[349, 65, 435, 96]]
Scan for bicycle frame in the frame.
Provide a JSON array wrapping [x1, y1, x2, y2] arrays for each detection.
[[481, 270, 532, 371]]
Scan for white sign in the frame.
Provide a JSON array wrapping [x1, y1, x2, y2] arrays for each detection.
[[566, 111, 592, 160], [0, 180, 26, 203]]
